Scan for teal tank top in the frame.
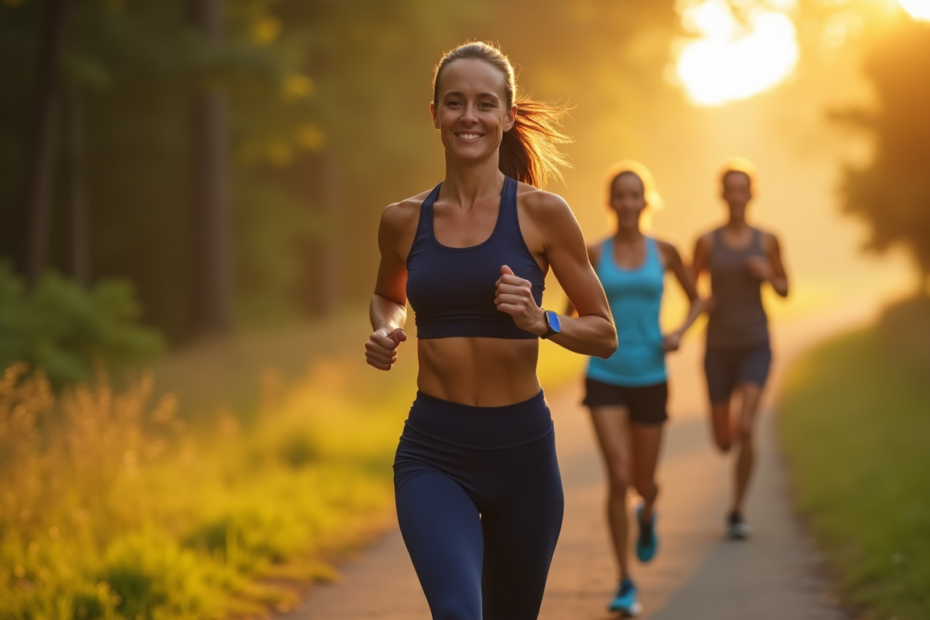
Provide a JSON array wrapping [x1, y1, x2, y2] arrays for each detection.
[[586, 237, 667, 386]]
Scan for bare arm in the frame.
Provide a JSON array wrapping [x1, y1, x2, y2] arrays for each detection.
[[496, 192, 616, 358], [659, 241, 707, 352], [564, 243, 603, 317], [766, 234, 789, 297], [691, 233, 712, 285], [745, 232, 789, 297], [366, 204, 413, 371]]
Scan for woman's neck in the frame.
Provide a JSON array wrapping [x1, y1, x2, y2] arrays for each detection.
[[725, 214, 749, 230], [614, 226, 644, 244], [442, 155, 504, 210]]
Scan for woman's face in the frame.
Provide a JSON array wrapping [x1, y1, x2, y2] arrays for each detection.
[[430, 59, 516, 164], [722, 171, 752, 219], [608, 172, 647, 231]]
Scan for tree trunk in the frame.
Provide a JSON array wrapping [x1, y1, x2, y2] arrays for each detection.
[[68, 85, 89, 288], [190, 0, 232, 336], [309, 152, 341, 317], [22, 0, 70, 290]]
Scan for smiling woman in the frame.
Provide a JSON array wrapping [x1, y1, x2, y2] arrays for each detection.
[[364, 41, 616, 620]]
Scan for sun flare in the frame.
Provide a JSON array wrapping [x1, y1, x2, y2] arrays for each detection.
[[672, 0, 800, 106], [898, 0, 930, 21]]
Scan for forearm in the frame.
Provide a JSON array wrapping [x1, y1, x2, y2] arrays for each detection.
[[547, 313, 617, 358], [370, 294, 407, 332], [675, 297, 707, 336]]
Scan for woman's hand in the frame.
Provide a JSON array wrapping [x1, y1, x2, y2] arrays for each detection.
[[745, 256, 774, 281], [365, 327, 407, 371], [662, 329, 683, 352], [495, 265, 546, 335]]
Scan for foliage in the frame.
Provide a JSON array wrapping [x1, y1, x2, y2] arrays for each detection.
[[838, 21, 930, 292], [0, 263, 163, 387], [0, 0, 328, 339], [778, 298, 930, 620], [0, 359, 401, 619]]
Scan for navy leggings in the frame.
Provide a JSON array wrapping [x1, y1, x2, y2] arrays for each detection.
[[393, 390, 564, 620]]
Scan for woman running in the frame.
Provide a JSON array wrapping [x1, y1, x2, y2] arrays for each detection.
[[365, 42, 617, 620], [691, 157, 789, 540], [574, 162, 704, 616]]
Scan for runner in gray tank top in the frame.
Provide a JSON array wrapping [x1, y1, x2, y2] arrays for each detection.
[[691, 158, 789, 540]]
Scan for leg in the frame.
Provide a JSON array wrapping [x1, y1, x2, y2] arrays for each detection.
[[395, 472, 484, 620], [732, 381, 763, 514], [629, 422, 664, 521], [731, 343, 772, 514], [480, 432, 564, 620], [588, 405, 633, 580], [704, 347, 738, 452]]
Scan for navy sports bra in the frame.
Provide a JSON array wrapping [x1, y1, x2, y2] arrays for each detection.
[[406, 176, 545, 339]]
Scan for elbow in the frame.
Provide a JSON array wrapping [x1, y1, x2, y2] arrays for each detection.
[[595, 328, 618, 359]]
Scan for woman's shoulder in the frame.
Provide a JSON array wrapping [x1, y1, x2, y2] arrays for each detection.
[[752, 225, 783, 252], [380, 188, 434, 230], [515, 181, 572, 217], [694, 227, 720, 249]]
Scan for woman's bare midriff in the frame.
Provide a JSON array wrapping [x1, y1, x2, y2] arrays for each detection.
[[416, 337, 541, 406]]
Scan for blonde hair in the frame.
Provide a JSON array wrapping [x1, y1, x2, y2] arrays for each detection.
[[719, 156, 759, 192], [432, 41, 572, 188]]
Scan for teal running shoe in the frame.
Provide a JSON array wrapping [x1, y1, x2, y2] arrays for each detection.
[[608, 577, 642, 616], [635, 503, 659, 563]]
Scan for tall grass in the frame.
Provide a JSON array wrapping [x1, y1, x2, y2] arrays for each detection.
[[0, 356, 408, 619], [0, 327, 584, 619]]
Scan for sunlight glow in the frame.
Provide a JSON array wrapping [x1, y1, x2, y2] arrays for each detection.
[[898, 0, 930, 21], [672, 0, 800, 106]]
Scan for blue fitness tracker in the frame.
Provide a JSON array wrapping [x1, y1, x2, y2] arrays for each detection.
[[540, 310, 561, 339]]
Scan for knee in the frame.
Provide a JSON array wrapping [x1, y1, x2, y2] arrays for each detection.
[[607, 472, 630, 498], [633, 478, 657, 502], [713, 434, 731, 453]]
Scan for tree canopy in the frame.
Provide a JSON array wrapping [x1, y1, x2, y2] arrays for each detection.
[[839, 21, 930, 293]]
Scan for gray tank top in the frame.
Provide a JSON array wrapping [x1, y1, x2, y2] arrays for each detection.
[[706, 227, 769, 348]]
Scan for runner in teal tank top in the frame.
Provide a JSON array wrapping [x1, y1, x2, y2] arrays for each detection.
[[569, 161, 705, 616], [586, 236, 667, 387]]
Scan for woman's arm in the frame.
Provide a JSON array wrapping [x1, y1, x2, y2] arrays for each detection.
[[746, 233, 789, 297], [496, 191, 616, 359], [564, 243, 603, 316], [366, 203, 415, 371], [658, 240, 707, 352]]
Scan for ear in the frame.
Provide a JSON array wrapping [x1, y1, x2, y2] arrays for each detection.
[[429, 101, 439, 129], [503, 103, 517, 132]]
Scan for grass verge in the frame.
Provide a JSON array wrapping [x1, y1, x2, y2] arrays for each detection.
[[778, 297, 930, 620], [0, 316, 586, 619]]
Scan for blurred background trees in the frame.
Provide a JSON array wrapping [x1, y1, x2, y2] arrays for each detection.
[[838, 21, 930, 295]]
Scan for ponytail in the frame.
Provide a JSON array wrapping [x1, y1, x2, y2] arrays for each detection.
[[433, 42, 572, 188]]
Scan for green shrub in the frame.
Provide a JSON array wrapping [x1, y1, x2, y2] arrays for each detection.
[[0, 263, 163, 386]]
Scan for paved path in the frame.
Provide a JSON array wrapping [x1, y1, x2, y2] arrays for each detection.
[[284, 304, 874, 619]]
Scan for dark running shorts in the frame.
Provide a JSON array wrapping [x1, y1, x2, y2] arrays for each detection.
[[582, 377, 668, 425], [704, 342, 772, 404]]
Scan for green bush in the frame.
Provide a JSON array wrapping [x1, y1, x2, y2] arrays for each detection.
[[0, 263, 163, 386]]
